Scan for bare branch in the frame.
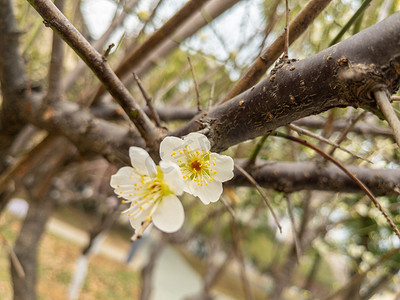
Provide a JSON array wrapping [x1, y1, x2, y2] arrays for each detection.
[[92, 0, 211, 102], [375, 89, 400, 148], [231, 220, 255, 300], [283, 0, 290, 60], [221, 0, 333, 102], [273, 131, 400, 240], [26, 0, 159, 146], [130, 219, 152, 242], [187, 56, 202, 112], [45, 0, 65, 103], [288, 123, 371, 163], [285, 194, 302, 263], [175, 12, 400, 152], [133, 72, 161, 127], [234, 163, 282, 232]]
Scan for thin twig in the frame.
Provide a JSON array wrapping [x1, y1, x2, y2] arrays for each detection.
[[329, 0, 373, 46], [248, 135, 269, 165], [257, 0, 281, 56], [285, 194, 302, 263], [220, 196, 236, 219], [328, 111, 366, 157], [323, 248, 398, 300], [102, 43, 115, 59], [287, 123, 372, 163], [221, 0, 332, 103], [374, 90, 400, 148], [272, 131, 400, 240], [283, 0, 290, 59], [391, 95, 400, 101], [187, 56, 202, 112], [27, 0, 158, 145], [231, 220, 254, 300], [234, 163, 282, 232], [133, 72, 161, 127], [0, 232, 25, 278], [208, 82, 215, 110], [130, 219, 152, 242]]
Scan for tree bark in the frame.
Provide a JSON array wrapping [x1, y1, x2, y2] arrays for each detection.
[[10, 138, 72, 300], [11, 197, 54, 300], [0, 0, 29, 167], [230, 160, 400, 196], [175, 12, 400, 152]]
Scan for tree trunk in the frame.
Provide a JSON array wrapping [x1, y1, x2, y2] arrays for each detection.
[[11, 197, 54, 300]]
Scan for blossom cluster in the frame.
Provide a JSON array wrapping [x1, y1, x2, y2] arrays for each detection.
[[110, 133, 234, 233]]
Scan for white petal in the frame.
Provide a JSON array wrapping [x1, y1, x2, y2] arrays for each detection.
[[159, 160, 184, 195], [183, 132, 210, 151], [129, 206, 152, 232], [190, 180, 223, 205], [110, 167, 137, 188], [159, 136, 185, 162], [210, 153, 234, 182], [152, 195, 184, 233], [129, 147, 156, 176]]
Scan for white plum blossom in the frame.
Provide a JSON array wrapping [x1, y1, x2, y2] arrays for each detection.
[[160, 132, 234, 205], [110, 147, 185, 233]]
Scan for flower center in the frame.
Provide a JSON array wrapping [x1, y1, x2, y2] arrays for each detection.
[[121, 166, 174, 222], [191, 160, 202, 172], [173, 146, 218, 186]]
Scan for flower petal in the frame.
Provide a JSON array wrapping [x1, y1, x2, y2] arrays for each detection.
[[159, 160, 184, 195], [110, 167, 138, 188], [210, 153, 234, 182], [183, 132, 210, 151], [129, 206, 153, 232], [159, 136, 185, 162], [110, 167, 142, 199], [129, 146, 156, 176], [152, 195, 184, 233], [189, 180, 223, 205]]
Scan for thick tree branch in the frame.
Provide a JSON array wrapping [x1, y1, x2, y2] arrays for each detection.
[[45, 0, 65, 103], [175, 12, 400, 152], [22, 92, 144, 165], [229, 160, 400, 196], [0, 0, 30, 159], [26, 0, 160, 147]]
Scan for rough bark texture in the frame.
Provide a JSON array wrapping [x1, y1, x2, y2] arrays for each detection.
[[175, 12, 400, 152]]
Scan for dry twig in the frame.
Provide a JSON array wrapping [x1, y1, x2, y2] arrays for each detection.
[[375, 90, 400, 148], [0, 232, 25, 278], [285, 194, 302, 263], [130, 219, 152, 242], [27, 0, 158, 145], [273, 131, 400, 240], [187, 56, 202, 112], [234, 163, 282, 232], [133, 72, 161, 127], [287, 123, 371, 163], [283, 0, 290, 59]]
